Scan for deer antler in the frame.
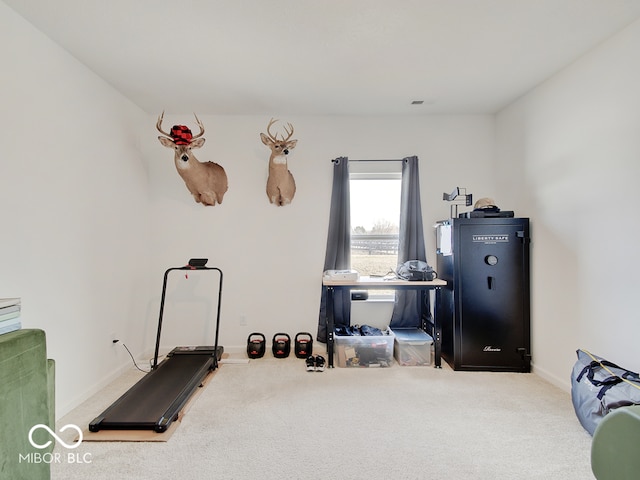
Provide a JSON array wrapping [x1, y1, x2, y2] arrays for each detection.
[[266, 118, 280, 142], [281, 122, 294, 142], [156, 111, 171, 138], [156, 111, 205, 140], [266, 118, 294, 142], [191, 113, 205, 139]]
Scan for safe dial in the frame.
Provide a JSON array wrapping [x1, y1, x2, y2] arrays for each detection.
[[485, 255, 498, 266]]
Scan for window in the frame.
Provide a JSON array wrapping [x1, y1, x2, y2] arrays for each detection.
[[349, 161, 402, 281]]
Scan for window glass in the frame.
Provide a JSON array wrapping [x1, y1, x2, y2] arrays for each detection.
[[350, 166, 401, 280]]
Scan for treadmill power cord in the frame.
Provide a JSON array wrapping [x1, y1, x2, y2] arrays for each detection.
[[115, 340, 150, 373]]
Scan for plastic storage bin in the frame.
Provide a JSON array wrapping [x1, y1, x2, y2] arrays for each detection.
[[334, 328, 394, 367], [392, 328, 433, 366]]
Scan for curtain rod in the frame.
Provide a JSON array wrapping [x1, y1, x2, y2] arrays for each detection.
[[331, 158, 405, 163]]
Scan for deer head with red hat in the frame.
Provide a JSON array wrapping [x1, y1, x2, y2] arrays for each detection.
[[157, 112, 228, 206]]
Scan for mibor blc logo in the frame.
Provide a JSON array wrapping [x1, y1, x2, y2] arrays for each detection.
[[19, 424, 92, 464]]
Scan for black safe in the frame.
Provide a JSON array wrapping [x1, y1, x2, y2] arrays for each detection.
[[436, 217, 531, 372]]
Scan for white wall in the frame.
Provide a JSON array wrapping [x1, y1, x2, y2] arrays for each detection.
[[0, 0, 496, 418], [0, 2, 151, 416], [495, 18, 640, 388], [142, 114, 496, 354], [8, 0, 627, 416]]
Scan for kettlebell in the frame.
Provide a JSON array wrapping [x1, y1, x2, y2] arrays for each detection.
[[294, 332, 313, 359], [247, 333, 266, 359], [272, 333, 291, 358]]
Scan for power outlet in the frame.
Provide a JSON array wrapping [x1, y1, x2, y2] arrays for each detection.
[[239, 314, 247, 326]]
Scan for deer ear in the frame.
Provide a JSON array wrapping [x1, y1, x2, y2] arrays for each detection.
[[190, 138, 205, 149], [260, 133, 272, 146], [158, 136, 174, 148], [288, 139, 298, 149]]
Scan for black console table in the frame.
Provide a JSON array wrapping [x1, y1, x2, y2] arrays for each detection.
[[323, 276, 447, 368]]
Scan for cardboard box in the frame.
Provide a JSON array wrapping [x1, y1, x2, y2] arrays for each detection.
[[392, 328, 433, 366]]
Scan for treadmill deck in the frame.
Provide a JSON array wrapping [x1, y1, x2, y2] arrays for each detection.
[[89, 346, 223, 432]]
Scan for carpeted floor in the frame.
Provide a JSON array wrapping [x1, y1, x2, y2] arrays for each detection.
[[51, 352, 594, 480]]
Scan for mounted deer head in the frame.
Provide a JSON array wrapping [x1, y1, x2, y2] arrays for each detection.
[[260, 118, 298, 206], [157, 112, 228, 206]]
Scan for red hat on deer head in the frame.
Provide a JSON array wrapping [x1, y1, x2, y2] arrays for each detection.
[[170, 125, 193, 145]]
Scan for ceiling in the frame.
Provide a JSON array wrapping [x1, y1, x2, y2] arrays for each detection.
[[5, 0, 640, 116]]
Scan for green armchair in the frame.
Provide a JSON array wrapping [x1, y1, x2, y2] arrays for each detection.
[[591, 405, 640, 479], [0, 329, 55, 480]]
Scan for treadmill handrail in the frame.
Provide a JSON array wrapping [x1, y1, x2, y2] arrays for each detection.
[[152, 263, 223, 370]]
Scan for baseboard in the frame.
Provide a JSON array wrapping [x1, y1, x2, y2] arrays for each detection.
[[223, 345, 246, 354], [57, 360, 135, 420], [532, 362, 571, 393]]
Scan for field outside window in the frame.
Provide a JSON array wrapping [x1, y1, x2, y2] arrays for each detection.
[[350, 172, 401, 298]]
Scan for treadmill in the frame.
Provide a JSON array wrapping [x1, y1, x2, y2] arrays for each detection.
[[89, 258, 223, 433]]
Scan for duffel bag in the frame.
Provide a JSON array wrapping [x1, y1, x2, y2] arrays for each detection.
[[571, 349, 640, 435]]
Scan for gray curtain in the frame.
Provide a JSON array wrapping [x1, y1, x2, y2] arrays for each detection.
[[317, 157, 351, 342], [390, 156, 429, 328]]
